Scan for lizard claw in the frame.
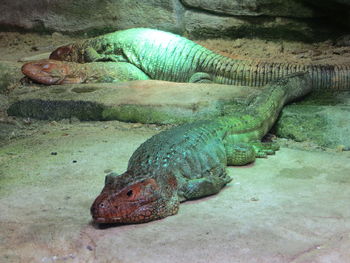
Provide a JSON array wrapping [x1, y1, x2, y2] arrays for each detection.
[[251, 141, 280, 158]]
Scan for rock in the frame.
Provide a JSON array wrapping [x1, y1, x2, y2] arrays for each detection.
[[335, 35, 350, 47], [0, 0, 348, 40], [335, 0, 350, 4], [181, 0, 314, 18], [0, 94, 9, 117], [7, 79, 350, 149], [51, 32, 64, 41], [7, 81, 259, 124], [0, 61, 23, 93], [273, 91, 350, 148], [303, 0, 350, 29], [18, 52, 51, 62], [0, 0, 185, 35], [184, 10, 324, 41]]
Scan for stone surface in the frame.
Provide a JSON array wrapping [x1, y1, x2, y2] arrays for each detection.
[[1, 120, 350, 262], [0, 0, 348, 40], [8, 81, 258, 124], [0, 61, 23, 93], [0, 94, 9, 115], [18, 52, 52, 62], [305, 0, 350, 7], [183, 10, 327, 41], [274, 91, 350, 149], [0, 0, 185, 35], [7, 80, 350, 149], [181, 0, 315, 18]]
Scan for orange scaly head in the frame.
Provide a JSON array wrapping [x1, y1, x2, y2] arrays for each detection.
[[49, 44, 75, 61], [21, 59, 71, 85], [90, 172, 180, 224], [21, 59, 85, 85]]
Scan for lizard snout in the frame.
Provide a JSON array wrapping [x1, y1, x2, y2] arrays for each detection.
[[90, 193, 116, 223], [21, 59, 69, 85]]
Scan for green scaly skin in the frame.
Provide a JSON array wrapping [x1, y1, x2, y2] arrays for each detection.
[[50, 28, 350, 90], [90, 73, 312, 224]]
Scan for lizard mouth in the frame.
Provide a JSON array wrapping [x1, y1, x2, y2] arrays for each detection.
[[91, 197, 157, 224]]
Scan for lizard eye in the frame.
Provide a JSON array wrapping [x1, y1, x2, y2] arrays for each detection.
[[126, 190, 133, 197]]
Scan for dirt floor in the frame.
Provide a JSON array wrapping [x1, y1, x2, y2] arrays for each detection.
[[1, 119, 350, 263], [1, 31, 350, 263]]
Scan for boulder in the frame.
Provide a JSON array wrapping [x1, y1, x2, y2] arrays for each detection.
[[181, 0, 315, 18], [0, 0, 185, 35], [0, 0, 348, 40], [184, 10, 326, 41], [0, 61, 23, 93], [8, 81, 258, 124], [274, 91, 350, 149]]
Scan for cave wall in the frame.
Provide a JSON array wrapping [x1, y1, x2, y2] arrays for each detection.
[[0, 0, 349, 40]]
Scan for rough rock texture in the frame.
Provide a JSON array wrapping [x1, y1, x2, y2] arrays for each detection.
[[181, 0, 315, 17], [7, 79, 350, 149], [0, 61, 21, 121], [183, 11, 328, 40], [8, 81, 258, 124], [0, 61, 22, 93], [274, 91, 350, 149], [0, 0, 349, 40], [0, 0, 184, 35]]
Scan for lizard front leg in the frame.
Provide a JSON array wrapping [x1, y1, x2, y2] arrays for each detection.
[[250, 141, 280, 158], [84, 47, 129, 63], [225, 143, 256, 166]]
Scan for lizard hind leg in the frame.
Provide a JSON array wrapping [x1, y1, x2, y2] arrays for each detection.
[[225, 143, 256, 166], [189, 72, 213, 83], [179, 166, 232, 200], [84, 47, 128, 62], [250, 141, 280, 158]]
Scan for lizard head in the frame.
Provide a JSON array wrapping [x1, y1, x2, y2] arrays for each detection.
[[21, 59, 71, 85], [50, 44, 78, 62], [90, 172, 179, 224]]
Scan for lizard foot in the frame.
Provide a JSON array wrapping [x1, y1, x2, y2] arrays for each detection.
[[251, 141, 280, 158], [226, 143, 256, 166]]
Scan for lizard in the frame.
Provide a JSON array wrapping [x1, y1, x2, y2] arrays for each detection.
[[46, 27, 349, 90], [90, 72, 312, 224], [21, 59, 149, 85]]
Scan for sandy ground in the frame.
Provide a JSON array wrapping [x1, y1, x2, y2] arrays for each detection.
[[1, 120, 350, 263], [1, 31, 350, 263]]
